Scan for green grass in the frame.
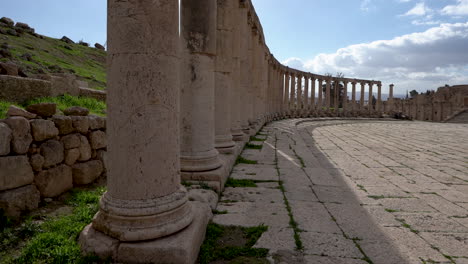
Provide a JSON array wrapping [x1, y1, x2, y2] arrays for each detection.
[[235, 156, 258, 165], [1, 187, 106, 264], [1, 27, 106, 90], [0, 100, 20, 119], [23, 94, 106, 116], [198, 223, 269, 264], [225, 178, 258, 188], [250, 136, 266, 142], [245, 143, 263, 150]]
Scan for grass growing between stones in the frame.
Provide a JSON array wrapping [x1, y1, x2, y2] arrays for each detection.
[[24, 94, 106, 115], [0, 187, 106, 264], [0, 100, 20, 119], [225, 178, 258, 188], [250, 136, 267, 142], [245, 143, 263, 150], [197, 222, 269, 264], [235, 156, 258, 165]]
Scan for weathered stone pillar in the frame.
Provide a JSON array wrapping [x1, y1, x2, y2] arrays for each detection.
[[290, 73, 296, 115], [333, 79, 339, 114], [214, 0, 235, 153], [389, 84, 394, 114], [325, 78, 331, 113], [311, 76, 316, 115], [317, 78, 323, 114], [180, 0, 222, 178], [368, 82, 374, 114], [303, 75, 309, 116], [342, 81, 348, 115], [360, 82, 366, 113], [239, 4, 252, 134], [296, 74, 302, 117], [230, 3, 244, 141], [283, 71, 289, 117], [80, 1, 210, 262], [351, 81, 357, 113], [377, 82, 382, 114]]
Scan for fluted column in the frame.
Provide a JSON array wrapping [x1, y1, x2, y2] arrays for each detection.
[[284, 72, 290, 116], [333, 79, 339, 114], [360, 82, 366, 113], [239, 4, 251, 134], [290, 73, 296, 115], [304, 75, 309, 117], [310, 76, 316, 115], [343, 81, 348, 115], [296, 74, 303, 117], [88, 0, 192, 244], [377, 82, 382, 114], [389, 84, 394, 114], [317, 78, 323, 113], [325, 78, 331, 113], [368, 82, 374, 114], [230, 3, 244, 141], [214, 0, 235, 153], [180, 0, 222, 174], [351, 81, 357, 113]]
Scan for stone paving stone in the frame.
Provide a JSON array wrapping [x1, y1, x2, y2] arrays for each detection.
[[290, 201, 342, 234], [213, 202, 289, 228], [312, 185, 360, 205], [253, 227, 296, 254], [379, 198, 437, 213], [394, 212, 468, 233], [303, 167, 345, 186], [414, 193, 467, 216], [362, 205, 401, 227], [419, 232, 468, 257], [302, 255, 367, 264], [358, 240, 414, 264], [230, 166, 278, 181], [301, 231, 363, 258]]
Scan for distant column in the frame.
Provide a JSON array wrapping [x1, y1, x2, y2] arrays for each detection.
[[311, 76, 316, 114], [389, 84, 394, 113], [342, 80, 348, 114], [360, 81, 366, 112], [296, 74, 303, 116], [351, 81, 357, 113], [333, 79, 339, 113], [290, 73, 296, 115], [326, 78, 331, 112], [284, 72, 290, 116], [317, 78, 323, 113], [304, 75, 309, 116], [368, 82, 374, 114], [377, 82, 382, 114]]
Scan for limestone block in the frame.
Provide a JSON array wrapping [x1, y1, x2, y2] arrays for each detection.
[[49, 74, 80, 97], [29, 154, 44, 172], [64, 148, 80, 166], [188, 188, 218, 210], [89, 130, 106, 150], [64, 106, 89, 116], [0, 122, 12, 155], [40, 140, 64, 168], [96, 150, 107, 170], [6, 105, 36, 119], [61, 133, 81, 149], [0, 76, 52, 104], [78, 135, 91, 161], [0, 185, 40, 218], [0, 155, 34, 191], [88, 115, 106, 130], [3, 116, 32, 154], [51, 115, 74, 135], [71, 116, 89, 134], [34, 164, 73, 197], [79, 225, 119, 260], [30, 119, 59, 141], [72, 160, 104, 185], [26, 103, 56, 117]]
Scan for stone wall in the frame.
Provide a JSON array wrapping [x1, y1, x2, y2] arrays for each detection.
[[0, 104, 106, 219], [392, 85, 468, 122]]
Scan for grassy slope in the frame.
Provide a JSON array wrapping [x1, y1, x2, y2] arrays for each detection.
[[0, 25, 106, 90]]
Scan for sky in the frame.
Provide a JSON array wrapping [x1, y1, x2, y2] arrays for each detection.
[[2, 0, 468, 94]]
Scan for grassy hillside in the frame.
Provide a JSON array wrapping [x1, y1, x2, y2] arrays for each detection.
[[0, 24, 106, 90]]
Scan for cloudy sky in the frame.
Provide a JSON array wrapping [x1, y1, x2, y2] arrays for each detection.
[[254, 0, 468, 94], [2, 0, 468, 94]]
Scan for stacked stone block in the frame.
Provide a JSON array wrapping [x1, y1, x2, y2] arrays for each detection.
[[0, 103, 106, 219]]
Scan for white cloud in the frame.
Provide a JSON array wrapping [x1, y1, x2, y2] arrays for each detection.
[[411, 19, 442, 25], [441, 0, 468, 16], [402, 2, 432, 16], [282, 23, 468, 94]]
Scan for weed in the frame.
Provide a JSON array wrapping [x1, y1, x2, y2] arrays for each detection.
[[235, 156, 258, 165], [225, 178, 257, 188], [212, 210, 228, 215], [384, 208, 400, 213], [250, 136, 266, 142], [245, 143, 263, 150], [0, 100, 21, 119], [23, 94, 106, 115]]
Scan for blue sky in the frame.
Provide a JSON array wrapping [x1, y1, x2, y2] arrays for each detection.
[[2, 0, 468, 94]]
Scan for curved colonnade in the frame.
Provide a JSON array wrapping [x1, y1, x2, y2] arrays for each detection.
[[79, 0, 396, 263]]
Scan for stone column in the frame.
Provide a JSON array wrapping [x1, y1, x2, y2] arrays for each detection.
[[317, 78, 323, 113], [377, 82, 382, 114], [214, 0, 235, 153], [80, 1, 209, 262], [368, 82, 374, 114], [360, 82, 366, 113], [303, 75, 309, 117], [290, 73, 296, 116], [239, 5, 252, 134], [333, 79, 339, 114], [351, 81, 357, 113], [230, 3, 244, 141], [389, 84, 394, 114], [180, 0, 222, 177], [296, 74, 302, 117], [310, 76, 316, 115], [325, 78, 331, 113], [283, 71, 289, 117], [342, 81, 348, 115]]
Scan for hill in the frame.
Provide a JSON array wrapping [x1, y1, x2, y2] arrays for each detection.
[[0, 17, 106, 90]]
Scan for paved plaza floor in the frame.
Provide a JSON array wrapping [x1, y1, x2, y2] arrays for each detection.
[[214, 119, 468, 264]]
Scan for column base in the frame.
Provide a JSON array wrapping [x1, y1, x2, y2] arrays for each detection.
[[79, 202, 212, 264]]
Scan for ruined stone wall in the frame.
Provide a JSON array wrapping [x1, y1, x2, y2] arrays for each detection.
[[392, 85, 468, 121], [0, 104, 106, 218]]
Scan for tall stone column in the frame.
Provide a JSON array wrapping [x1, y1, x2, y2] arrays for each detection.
[[368, 82, 374, 114], [333, 79, 339, 114], [80, 1, 209, 262], [239, 4, 252, 134], [317, 78, 323, 113], [303, 75, 309, 116], [180, 0, 222, 179], [296, 74, 302, 117], [351, 81, 357, 113], [290, 73, 296, 116], [360, 82, 366, 113], [389, 84, 394, 114], [283, 71, 289, 117], [377, 82, 382, 114], [214, 0, 235, 153], [342, 81, 348, 115], [325, 78, 331, 113], [230, 3, 244, 141], [311, 77, 316, 115]]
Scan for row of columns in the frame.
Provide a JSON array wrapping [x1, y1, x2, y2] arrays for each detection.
[[80, 0, 396, 263]]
